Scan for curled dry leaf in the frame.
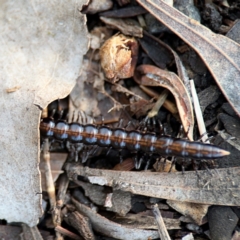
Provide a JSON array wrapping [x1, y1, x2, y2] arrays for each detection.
[[134, 64, 194, 141], [100, 34, 139, 81]]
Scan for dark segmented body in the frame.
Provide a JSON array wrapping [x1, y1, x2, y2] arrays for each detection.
[[40, 118, 230, 159]]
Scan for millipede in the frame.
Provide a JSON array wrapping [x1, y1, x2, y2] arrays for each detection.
[[40, 116, 230, 161]]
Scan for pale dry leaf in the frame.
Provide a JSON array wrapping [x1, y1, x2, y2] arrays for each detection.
[[167, 200, 209, 225], [0, 0, 88, 226]]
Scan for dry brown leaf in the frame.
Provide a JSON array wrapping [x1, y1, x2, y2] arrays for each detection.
[[113, 158, 135, 171], [100, 34, 139, 81], [137, 0, 240, 117], [66, 164, 240, 206], [0, 0, 88, 226]]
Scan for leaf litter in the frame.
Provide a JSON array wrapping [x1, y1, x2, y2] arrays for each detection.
[[5, 0, 240, 239]]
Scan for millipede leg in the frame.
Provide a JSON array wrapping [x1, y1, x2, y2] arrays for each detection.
[[177, 125, 185, 138], [91, 145, 100, 156], [58, 110, 64, 120], [50, 109, 56, 119], [197, 132, 209, 142], [192, 159, 201, 178], [134, 153, 143, 169], [192, 159, 198, 171], [74, 150, 78, 162], [181, 159, 185, 174], [106, 147, 112, 156], [117, 119, 124, 128], [169, 156, 176, 173], [80, 151, 89, 164], [125, 120, 132, 130], [144, 154, 152, 170], [118, 149, 123, 163], [157, 120, 165, 135], [138, 116, 148, 131], [201, 161, 214, 176]]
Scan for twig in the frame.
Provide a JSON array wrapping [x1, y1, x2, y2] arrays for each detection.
[[148, 89, 169, 118], [190, 80, 209, 143], [56, 173, 69, 208], [152, 204, 171, 240], [55, 226, 83, 240], [43, 139, 61, 231], [43, 139, 56, 208]]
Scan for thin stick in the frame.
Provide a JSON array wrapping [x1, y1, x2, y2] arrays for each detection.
[[148, 89, 169, 118], [152, 204, 171, 240], [55, 226, 83, 240], [43, 139, 61, 230], [190, 80, 209, 143], [43, 139, 56, 208]]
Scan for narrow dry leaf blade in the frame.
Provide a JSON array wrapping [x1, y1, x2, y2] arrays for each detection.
[[67, 165, 240, 206], [137, 0, 240, 117]]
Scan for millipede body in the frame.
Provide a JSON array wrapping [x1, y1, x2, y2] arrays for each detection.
[[40, 118, 230, 160]]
